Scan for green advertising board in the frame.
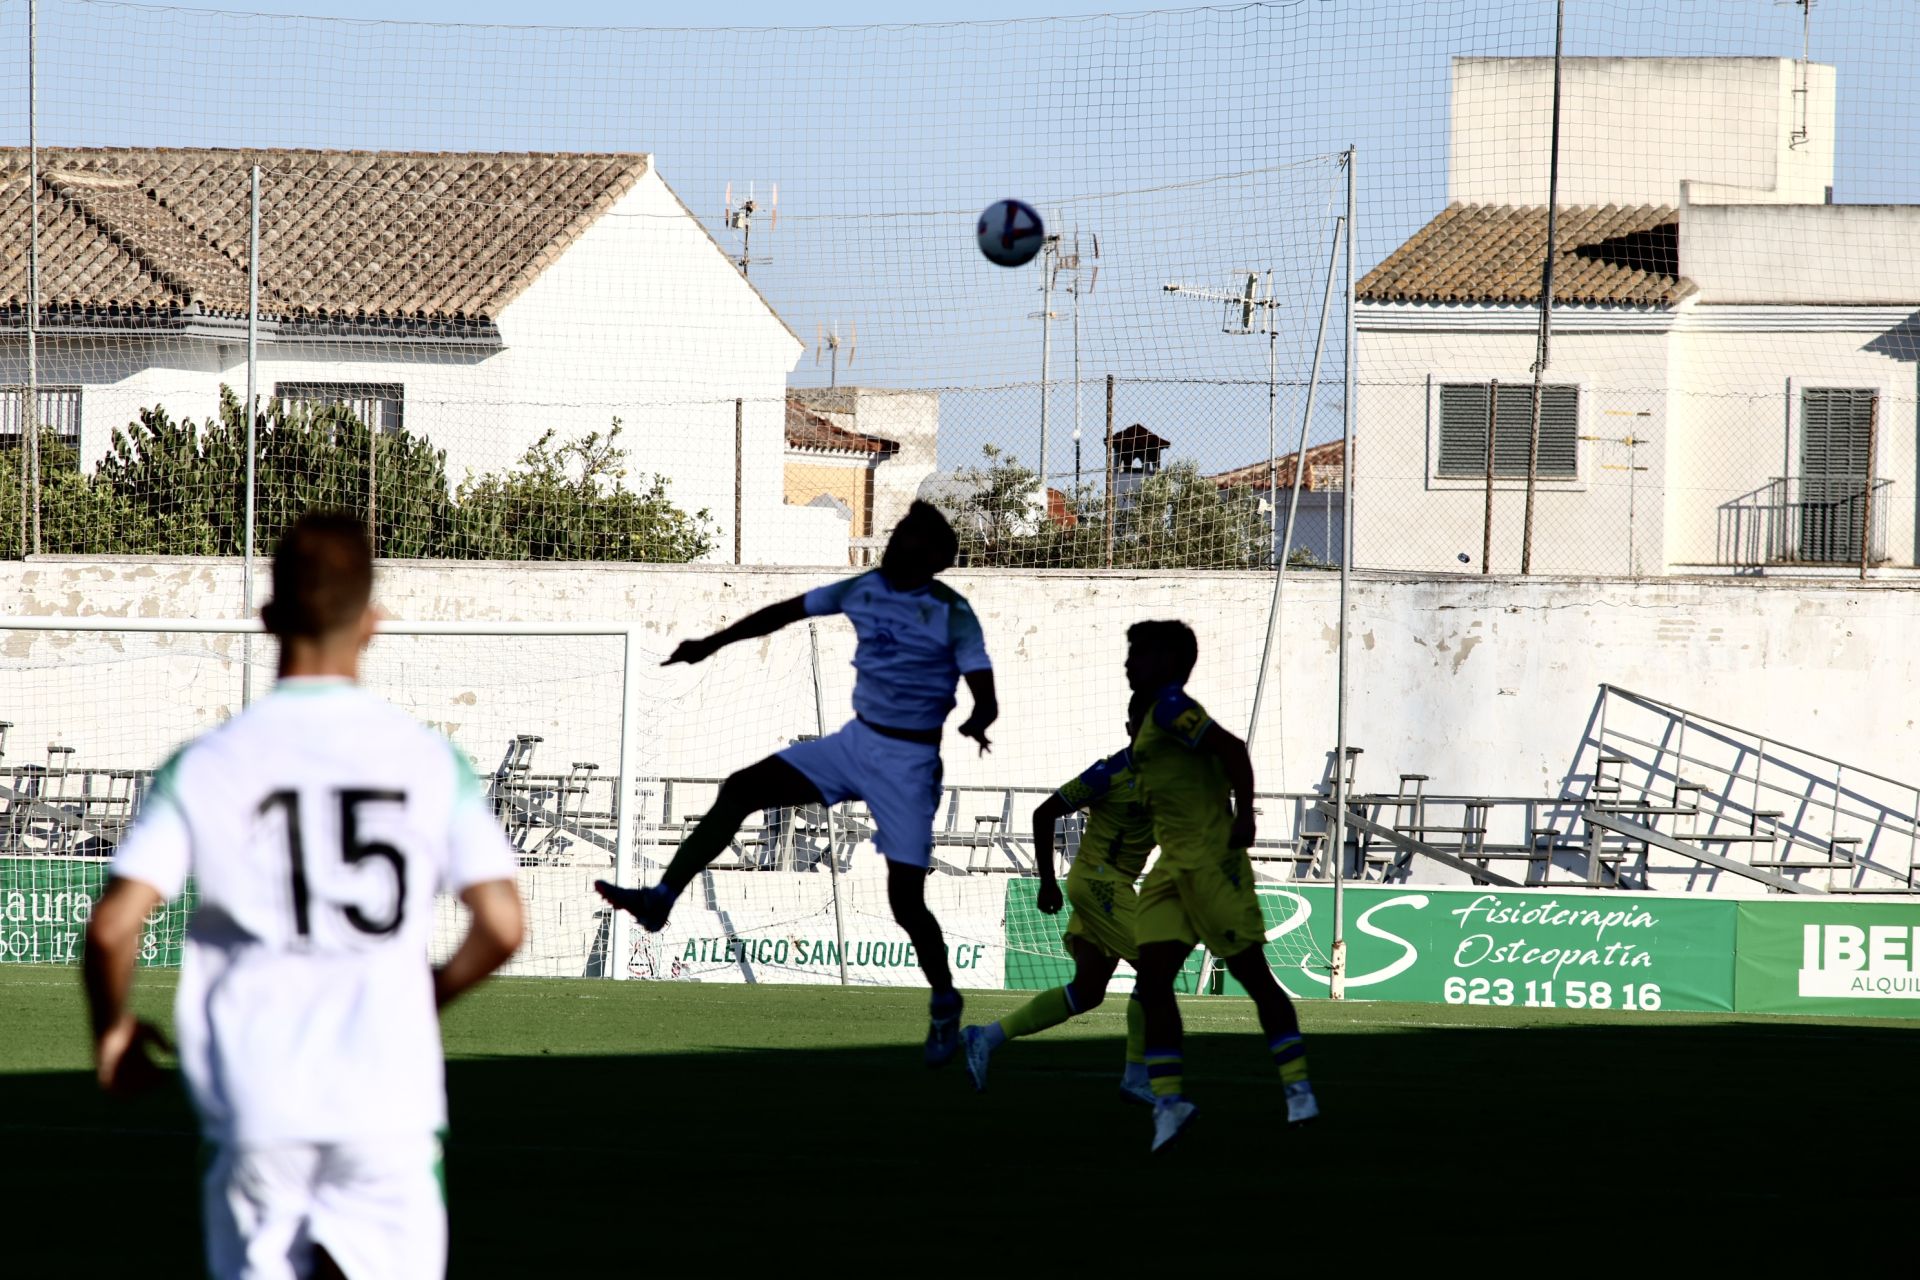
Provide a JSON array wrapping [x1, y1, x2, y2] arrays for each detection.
[[1734, 899, 1920, 1019], [1004, 878, 1739, 1012], [0, 858, 191, 967]]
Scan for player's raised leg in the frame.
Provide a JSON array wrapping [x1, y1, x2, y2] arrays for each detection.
[[1222, 944, 1318, 1124], [963, 936, 1119, 1091], [596, 756, 821, 930]]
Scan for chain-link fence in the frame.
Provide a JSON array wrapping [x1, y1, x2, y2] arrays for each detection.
[[5, 2, 1920, 577]]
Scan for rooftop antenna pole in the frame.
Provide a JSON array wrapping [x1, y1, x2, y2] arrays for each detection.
[[1072, 275, 1082, 494], [725, 181, 778, 277], [1520, 0, 1565, 576], [1037, 233, 1060, 494], [1059, 231, 1100, 495]]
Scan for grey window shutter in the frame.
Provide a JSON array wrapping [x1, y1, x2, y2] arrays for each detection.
[[1440, 382, 1576, 479], [1800, 388, 1876, 562], [1438, 383, 1489, 476]]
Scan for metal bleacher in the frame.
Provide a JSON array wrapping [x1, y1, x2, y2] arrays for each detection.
[[8, 683, 1916, 897]]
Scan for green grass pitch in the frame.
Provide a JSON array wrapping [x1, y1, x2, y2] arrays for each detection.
[[2, 968, 1912, 1267]]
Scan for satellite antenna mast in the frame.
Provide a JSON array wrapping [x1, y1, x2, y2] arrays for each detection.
[[723, 180, 779, 276], [1163, 270, 1282, 548], [1029, 231, 1064, 496], [814, 320, 857, 389], [1057, 230, 1101, 490], [1786, 0, 1815, 149]]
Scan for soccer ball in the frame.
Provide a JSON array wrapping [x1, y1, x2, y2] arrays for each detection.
[[976, 199, 1045, 268]]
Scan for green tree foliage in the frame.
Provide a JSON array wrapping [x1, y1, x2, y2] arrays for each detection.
[[6, 390, 713, 563], [0, 436, 169, 557], [934, 444, 1269, 570], [452, 420, 714, 562]]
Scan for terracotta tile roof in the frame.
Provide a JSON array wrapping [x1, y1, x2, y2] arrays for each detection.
[[784, 399, 897, 455], [0, 148, 652, 325], [1357, 203, 1692, 307], [1211, 439, 1346, 492]]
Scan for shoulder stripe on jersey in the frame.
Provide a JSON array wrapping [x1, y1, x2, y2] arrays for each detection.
[[148, 744, 190, 807], [445, 738, 484, 806]]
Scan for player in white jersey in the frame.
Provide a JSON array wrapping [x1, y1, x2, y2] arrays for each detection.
[[597, 501, 997, 1064], [83, 513, 525, 1280]]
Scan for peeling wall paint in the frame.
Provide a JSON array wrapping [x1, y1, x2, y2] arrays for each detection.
[[3, 559, 1911, 831]]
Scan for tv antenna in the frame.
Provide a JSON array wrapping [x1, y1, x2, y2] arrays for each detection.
[[1164, 269, 1281, 539], [814, 320, 857, 389], [1029, 227, 1100, 492], [723, 181, 778, 276], [1060, 231, 1101, 490]]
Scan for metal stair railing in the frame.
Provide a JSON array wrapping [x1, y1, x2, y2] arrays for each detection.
[[1595, 684, 1919, 893]]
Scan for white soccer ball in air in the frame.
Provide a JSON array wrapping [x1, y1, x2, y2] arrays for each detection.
[[976, 199, 1045, 268]]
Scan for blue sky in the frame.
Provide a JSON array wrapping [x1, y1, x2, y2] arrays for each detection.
[[9, 1, 1919, 480]]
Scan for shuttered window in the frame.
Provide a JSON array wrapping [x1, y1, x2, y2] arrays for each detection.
[[1437, 382, 1578, 479], [275, 382, 404, 433], [1799, 388, 1877, 563], [0, 386, 83, 465]]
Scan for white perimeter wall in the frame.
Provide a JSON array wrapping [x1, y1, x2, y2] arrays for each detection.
[[3, 557, 1912, 822]]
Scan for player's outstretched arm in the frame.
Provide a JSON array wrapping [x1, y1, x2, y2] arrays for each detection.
[[956, 669, 999, 755], [1030, 793, 1070, 914], [1199, 722, 1258, 849], [83, 877, 175, 1096], [663, 596, 809, 666], [433, 879, 526, 1009]]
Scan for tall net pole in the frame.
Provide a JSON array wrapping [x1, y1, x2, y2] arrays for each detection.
[[1329, 146, 1357, 1001], [24, 0, 38, 558], [240, 165, 260, 707], [1520, 0, 1566, 576]]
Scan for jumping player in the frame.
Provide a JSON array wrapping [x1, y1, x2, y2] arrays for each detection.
[[596, 501, 997, 1065], [960, 692, 1157, 1103], [1124, 619, 1318, 1152], [83, 513, 526, 1279]]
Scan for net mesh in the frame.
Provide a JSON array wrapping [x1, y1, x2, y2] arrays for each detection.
[[0, 624, 627, 976], [3, 1, 1919, 576], [7, 0, 1920, 983]]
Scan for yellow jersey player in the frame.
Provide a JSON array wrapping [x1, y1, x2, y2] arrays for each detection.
[[960, 692, 1157, 1102], [1125, 620, 1318, 1153]]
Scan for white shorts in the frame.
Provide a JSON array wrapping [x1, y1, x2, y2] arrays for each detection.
[[779, 719, 943, 867], [203, 1134, 447, 1280]]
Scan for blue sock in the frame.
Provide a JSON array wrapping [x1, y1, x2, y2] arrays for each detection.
[[930, 988, 962, 1018]]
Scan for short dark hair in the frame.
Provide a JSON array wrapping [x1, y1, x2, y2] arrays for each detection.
[[884, 500, 959, 574], [262, 512, 374, 639], [1126, 619, 1199, 683]]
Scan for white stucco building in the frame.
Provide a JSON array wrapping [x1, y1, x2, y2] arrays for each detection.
[[0, 147, 839, 564], [1357, 57, 1920, 576]]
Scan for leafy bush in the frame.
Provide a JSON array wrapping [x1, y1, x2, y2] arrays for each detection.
[[932, 444, 1269, 570], [5, 391, 712, 563]]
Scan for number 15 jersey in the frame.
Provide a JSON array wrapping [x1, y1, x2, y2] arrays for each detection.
[[111, 677, 518, 1148]]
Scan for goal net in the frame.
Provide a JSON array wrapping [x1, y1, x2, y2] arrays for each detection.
[[0, 610, 1333, 991], [0, 618, 629, 978]]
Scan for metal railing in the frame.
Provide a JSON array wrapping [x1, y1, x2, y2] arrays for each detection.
[[1717, 474, 1892, 567], [1592, 683, 1919, 893]]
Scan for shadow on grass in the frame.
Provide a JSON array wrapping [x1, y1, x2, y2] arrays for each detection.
[[4, 1017, 1914, 1268]]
